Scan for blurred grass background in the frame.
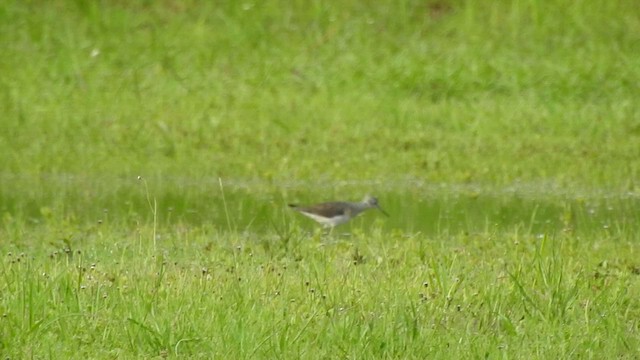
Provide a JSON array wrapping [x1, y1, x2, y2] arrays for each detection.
[[1, 0, 639, 187]]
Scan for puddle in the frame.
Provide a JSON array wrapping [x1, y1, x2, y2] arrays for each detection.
[[0, 174, 638, 236]]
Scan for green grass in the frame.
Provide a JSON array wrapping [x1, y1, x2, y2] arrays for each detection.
[[1, 0, 640, 358], [2, 0, 639, 186], [2, 217, 639, 358]]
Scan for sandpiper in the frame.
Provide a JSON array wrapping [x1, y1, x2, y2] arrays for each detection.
[[288, 195, 389, 228]]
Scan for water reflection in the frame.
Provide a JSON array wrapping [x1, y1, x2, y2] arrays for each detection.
[[1, 175, 637, 236]]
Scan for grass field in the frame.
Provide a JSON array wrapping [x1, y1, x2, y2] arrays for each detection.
[[1, 0, 640, 358]]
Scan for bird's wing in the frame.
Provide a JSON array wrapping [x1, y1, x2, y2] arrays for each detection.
[[293, 202, 347, 217]]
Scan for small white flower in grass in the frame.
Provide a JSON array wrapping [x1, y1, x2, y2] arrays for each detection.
[[90, 48, 100, 57]]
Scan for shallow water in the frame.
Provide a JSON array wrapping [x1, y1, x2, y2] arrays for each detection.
[[1, 175, 638, 237]]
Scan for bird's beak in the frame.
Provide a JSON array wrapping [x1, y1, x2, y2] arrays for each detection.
[[377, 206, 389, 217]]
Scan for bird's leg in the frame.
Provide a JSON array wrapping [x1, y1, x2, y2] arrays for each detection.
[[323, 225, 335, 237]]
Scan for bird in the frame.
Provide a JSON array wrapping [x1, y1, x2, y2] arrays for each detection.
[[288, 195, 388, 228]]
